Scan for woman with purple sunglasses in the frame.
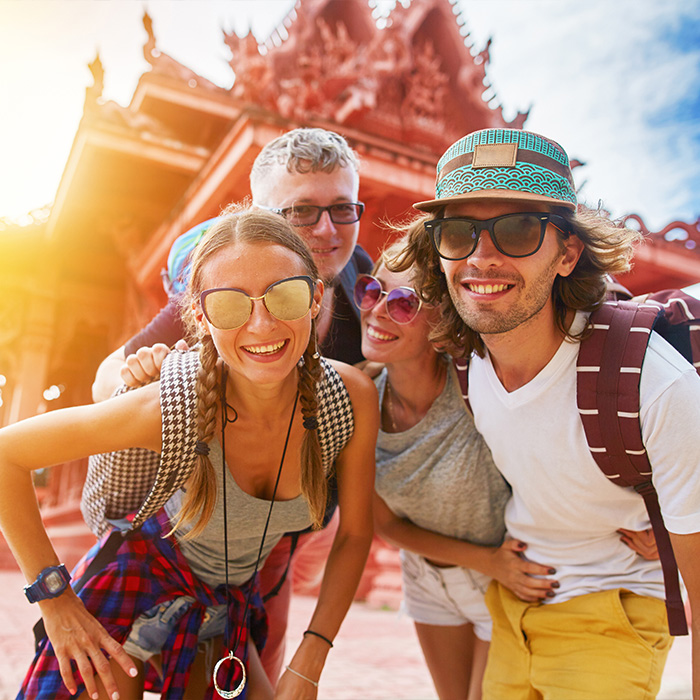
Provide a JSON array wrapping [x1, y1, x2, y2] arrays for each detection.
[[355, 219, 556, 700]]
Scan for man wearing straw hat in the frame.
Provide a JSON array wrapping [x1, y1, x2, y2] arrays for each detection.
[[398, 127, 700, 699]]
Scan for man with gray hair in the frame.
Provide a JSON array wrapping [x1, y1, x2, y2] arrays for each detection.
[[91, 127, 373, 683]]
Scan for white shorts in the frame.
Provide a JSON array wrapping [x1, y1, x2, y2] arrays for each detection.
[[400, 549, 493, 641]]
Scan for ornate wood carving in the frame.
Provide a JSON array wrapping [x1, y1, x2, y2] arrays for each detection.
[[225, 0, 527, 154]]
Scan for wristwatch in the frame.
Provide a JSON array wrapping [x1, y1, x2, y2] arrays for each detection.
[[24, 564, 71, 603]]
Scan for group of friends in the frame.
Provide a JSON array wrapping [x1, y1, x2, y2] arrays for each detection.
[[0, 125, 698, 700]]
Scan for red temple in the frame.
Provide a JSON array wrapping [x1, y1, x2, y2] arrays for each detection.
[[0, 0, 698, 601]]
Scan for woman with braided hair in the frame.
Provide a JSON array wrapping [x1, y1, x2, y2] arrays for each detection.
[[0, 207, 378, 700]]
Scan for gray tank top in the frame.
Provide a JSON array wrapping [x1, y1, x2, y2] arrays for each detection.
[[375, 364, 510, 546], [164, 439, 312, 588]]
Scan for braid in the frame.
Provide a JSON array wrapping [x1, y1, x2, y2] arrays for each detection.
[[170, 335, 220, 538], [298, 320, 325, 528]]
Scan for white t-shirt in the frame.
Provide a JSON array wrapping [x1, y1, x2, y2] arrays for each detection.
[[469, 311, 700, 603]]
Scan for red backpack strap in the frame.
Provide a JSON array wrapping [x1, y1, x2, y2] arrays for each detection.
[[577, 301, 687, 635], [632, 290, 700, 375]]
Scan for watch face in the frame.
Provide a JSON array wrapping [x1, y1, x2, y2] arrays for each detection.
[[45, 570, 65, 594]]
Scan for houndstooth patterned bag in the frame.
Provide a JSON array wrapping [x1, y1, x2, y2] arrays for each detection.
[[317, 358, 354, 474], [81, 353, 354, 538], [81, 350, 201, 537]]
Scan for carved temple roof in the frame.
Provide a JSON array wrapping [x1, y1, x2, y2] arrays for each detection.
[[224, 0, 525, 154]]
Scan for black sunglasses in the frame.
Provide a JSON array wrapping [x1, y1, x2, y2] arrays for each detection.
[[264, 202, 365, 227], [424, 212, 571, 261]]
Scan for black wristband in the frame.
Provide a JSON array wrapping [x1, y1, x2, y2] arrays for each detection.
[[303, 629, 334, 648]]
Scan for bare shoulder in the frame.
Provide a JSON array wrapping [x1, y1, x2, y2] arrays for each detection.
[[325, 359, 378, 405]]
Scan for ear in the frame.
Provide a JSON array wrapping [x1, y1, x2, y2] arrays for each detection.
[[557, 234, 584, 278], [192, 300, 209, 336], [311, 279, 325, 318]]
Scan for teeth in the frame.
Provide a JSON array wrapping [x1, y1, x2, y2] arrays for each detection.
[[244, 340, 286, 355], [468, 283, 511, 294], [367, 326, 397, 341], [312, 247, 334, 254]]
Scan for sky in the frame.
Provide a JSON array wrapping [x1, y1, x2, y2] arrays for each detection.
[[0, 0, 699, 232]]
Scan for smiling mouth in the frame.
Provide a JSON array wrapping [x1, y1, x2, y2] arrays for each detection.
[[367, 326, 397, 341], [311, 246, 337, 255], [242, 340, 288, 355], [466, 283, 514, 294]]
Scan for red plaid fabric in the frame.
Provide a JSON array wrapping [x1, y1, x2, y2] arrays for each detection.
[[18, 511, 267, 700]]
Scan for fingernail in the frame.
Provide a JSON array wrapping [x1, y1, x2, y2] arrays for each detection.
[[129, 667, 138, 677], [552, 581, 560, 588], [92, 694, 99, 700], [112, 692, 120, 700], [546, 590, 556, 598], [548, 568, 556, 575], [518, 541, 527, 548]]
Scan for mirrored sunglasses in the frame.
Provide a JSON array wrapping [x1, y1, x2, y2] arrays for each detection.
[[201, 276, 314, 330], [266, 202, 365, 227], [424, 212, 571, 261], [353, 274, 422, 325]]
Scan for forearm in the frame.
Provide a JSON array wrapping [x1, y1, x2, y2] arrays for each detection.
[[378, 515, 497, 575], [287, 531, 371, 678], [668, 531, 700, 698], [0, 459, 63, 583]]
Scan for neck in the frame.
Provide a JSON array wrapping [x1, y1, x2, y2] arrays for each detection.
[[222, 363, 300, 420], [384, 351, 447, 431], [481, 305, 575, 392]]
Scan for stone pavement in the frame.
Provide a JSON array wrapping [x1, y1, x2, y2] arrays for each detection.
[[0, 569, 692, 700]]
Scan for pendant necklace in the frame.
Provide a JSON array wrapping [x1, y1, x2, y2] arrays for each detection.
[[213, 363, 299, 698]]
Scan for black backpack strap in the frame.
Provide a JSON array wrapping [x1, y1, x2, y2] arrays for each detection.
[[577, 301, 687, 635]]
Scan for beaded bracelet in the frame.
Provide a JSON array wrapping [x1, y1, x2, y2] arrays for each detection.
[[303, 628, 334, 648], [285, 665, 319, 688]]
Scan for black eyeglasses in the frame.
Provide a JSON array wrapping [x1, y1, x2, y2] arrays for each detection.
[[424, 212, 571, 261], [264, 202, 364, 227], [353, 274, 423, 325], [201, 276, 315, 330]]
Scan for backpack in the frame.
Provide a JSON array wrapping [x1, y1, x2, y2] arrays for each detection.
[[454, 288, 700, 636]]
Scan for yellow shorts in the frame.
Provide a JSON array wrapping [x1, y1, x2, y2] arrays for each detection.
[[483, 582, 673, 700]]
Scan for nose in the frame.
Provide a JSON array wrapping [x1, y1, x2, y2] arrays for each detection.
[[245, 297, 277, 332], [308, 208, 338, 236], [467, 228, 503, 269], [370, 291, 391, 320]]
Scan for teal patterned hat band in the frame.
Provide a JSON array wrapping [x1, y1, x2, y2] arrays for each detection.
[[414, 128, 577, 212]]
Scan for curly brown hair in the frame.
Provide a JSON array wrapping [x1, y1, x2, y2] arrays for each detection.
[[388, 206, 642, 358]]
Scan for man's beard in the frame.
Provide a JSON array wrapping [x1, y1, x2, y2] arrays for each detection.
[[448, 256, 561, 336]]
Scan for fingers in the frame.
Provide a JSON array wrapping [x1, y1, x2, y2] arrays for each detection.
[[43, 594, 138, 699], [120, 343, 171, 387], [174, 339, 190, 352], [56, 653, 78, 696], [100, 633, 140, 686], [618, 528, 659, 560]]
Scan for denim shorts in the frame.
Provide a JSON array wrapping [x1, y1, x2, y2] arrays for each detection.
[[123, 597, 228, 662], [400, 549, 493, 641]]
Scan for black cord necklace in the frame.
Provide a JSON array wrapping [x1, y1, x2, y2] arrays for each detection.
[[213, 363, 299, 698]]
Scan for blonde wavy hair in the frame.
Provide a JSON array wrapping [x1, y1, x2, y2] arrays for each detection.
[[174, 205, 326, 537], [389, 206, 643, 358]]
